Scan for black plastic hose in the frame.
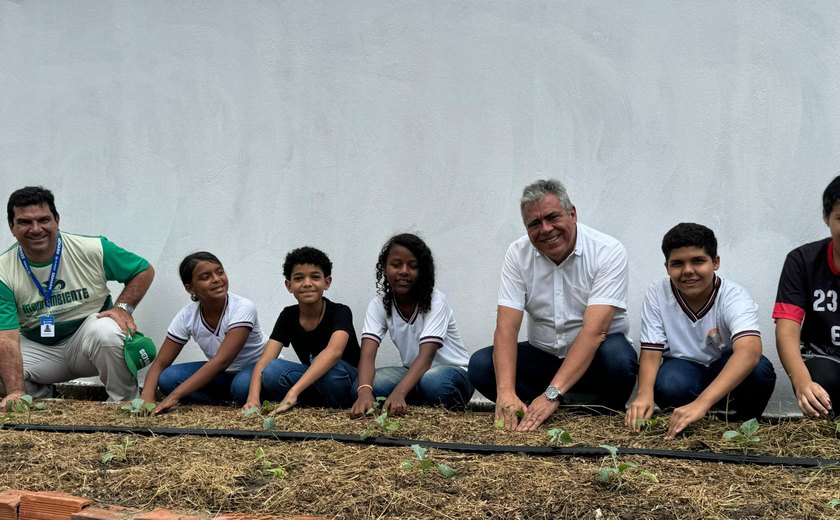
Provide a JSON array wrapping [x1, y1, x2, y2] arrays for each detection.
[[3, 422, 838, 468]]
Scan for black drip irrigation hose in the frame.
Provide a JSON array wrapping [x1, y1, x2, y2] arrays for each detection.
[[4, 422, 839, 469]]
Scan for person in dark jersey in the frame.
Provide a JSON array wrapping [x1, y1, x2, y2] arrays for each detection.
[[234, 246, 361, 413], [774, 175, 840, 417]]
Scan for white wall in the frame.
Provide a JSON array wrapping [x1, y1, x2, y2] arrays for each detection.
[[3, 1, 839, 412]]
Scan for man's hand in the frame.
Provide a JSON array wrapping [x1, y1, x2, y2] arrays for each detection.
[[516, 394, 558, 431], [383, 392, 408, 416], [625, 396, 655, 431], [494, 392, 527, 431], [270, 392, 298, 416], [666, 400, 708, 439], [97, 306, 136, 336], [794, 381, 833, 417], [0, 389, 26, 411]]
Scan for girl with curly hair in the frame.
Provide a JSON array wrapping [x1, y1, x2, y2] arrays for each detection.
[[350, 233, 473, 416]]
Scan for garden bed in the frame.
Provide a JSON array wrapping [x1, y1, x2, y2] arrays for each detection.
[[1, 400, 839, 519]]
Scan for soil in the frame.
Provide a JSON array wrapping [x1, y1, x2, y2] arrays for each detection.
[[1, 400, 839, 519]]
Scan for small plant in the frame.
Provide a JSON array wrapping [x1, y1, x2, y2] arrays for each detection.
[[121, 398, 155, 424], [634, 416, 669, 434], [547, 427, 573, 446], [722, 418, 761, 452], [360, 397, 400, 440], [597, 444, 658, 489], [400, 444, 456, 478], [494, 407, 525, 429], [102, 436, 135, 463], [241, 400, 278, 430], [6, 395, 45, 423], [255, 447, 286, 479], [827, 498, 840, 510]]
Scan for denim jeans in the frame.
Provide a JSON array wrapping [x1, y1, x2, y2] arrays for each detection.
[[359, 365, 474, 409], [654, 349, 777, 420], [467, 333, 638, 412], [231, 357, 358, 409], [158, 361, 240, 405]]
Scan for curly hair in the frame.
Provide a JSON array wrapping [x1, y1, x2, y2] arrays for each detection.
[[283, 246, 333, 280], [375, 233, 435, 317]]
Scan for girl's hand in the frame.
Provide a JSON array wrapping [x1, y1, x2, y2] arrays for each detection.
[[383, 393, 408, 416], [139, 388, 157, 407], [241, 399, 261, 413], [152, 395, 180, 416], [625, 396, 654, 431], [350, 391, 374, 418], [270, 393, 298, 416]]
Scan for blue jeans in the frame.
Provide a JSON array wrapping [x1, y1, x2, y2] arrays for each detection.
[[231, 358, 358, 409], [359, 365, 474, 409], [654, 350, 776, 420], [158, 361, 244, 405], [467, 333, 638, 412]]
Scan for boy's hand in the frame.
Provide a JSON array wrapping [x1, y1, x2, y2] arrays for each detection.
[[625, 397, 654, 431], [795, 381, 832, 417], [495, 391, 527, 431], [383, 393, 408, 416], [666, 401, 707, 439], [350, 390, 374, 418], [270, 392, 297, 416]]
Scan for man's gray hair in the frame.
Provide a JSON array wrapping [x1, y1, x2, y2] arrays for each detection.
[[520, 179, 573, 215]]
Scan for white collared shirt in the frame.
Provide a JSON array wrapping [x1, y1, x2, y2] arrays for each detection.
[[498, 223, 630, 358]]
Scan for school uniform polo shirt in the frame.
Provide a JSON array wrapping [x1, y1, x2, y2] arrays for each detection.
[[362, 289, 470, 368], [640, 275, 761, 366], [497, 223, 629, 358]]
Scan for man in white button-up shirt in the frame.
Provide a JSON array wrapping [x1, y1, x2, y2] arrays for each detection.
[[468, 179, 638, 431]]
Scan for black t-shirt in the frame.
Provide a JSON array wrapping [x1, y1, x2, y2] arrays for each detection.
[[773, 237, 840, 357], [270, 298, 361, 366]]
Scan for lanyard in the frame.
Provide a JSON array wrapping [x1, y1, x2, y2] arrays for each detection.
[[18, 234, 63, 315]]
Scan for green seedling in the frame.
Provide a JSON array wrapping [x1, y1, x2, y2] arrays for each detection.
[[102, 436, 135, 463], [241, 401, 278, 430], [360, 397, 400, 440], [255, 447, 286, 479], [722, 418, 761, 452], [121, 398, 155, 424], [634, 416, 669, 434], [827, 498, 840, 510], [547, 427, 573, 446], [515, 409, 525, 420], [400, 444, 456, 478], [7, 395, 45, 423], [494, 418, 505, 429], [597, 444, 658, 489]]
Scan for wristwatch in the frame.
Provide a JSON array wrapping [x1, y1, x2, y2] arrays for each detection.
[[544, 386, 565, 403], [115, 302, 135, 315]]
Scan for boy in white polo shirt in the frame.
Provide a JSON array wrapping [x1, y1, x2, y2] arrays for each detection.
[[625, 223, 776, 439]]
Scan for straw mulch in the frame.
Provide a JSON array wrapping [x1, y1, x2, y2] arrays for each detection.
[[1, 400, 839, 519]]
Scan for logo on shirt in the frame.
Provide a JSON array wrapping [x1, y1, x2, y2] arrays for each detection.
[[21, 279, 91, 315], [706, 328, 724, 350]]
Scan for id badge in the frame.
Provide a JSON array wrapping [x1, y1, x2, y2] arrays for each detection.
[[40, 315, 55, 338]]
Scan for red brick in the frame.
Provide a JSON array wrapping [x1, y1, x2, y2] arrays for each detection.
[[214, 515, 274, 520], [71, 508, 119, 520], [0, 489, 24, 520], [19, 492, 92, 520], [134, 510, 199, 520]]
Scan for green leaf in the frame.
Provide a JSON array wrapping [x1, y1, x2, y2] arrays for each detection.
[[360, 429, 373, 440], [494, 418, 505, 429], [599, 444, 618, 458], [32, 403, 45, 411], [255, 447, 266, 458], [411, 444, 428, 461], [827, 498, 840, 510], [400, 460, 413, 470], [241, 406, 260, 418], [617, 462, 636, 472], [438, 464, 457, 478], [385, 421, 400, 432], [419, 458, 435, 471], [270, 467, 286, 479], [740, 418, 759, 437], [262, 417, 276, 430], [640, 470, 659, 483], [722, 430, 740, 441], [20, 395, 33, 406], [548, 428, 572, 445], [375, 412, 388, 427], [515, 409, 525, 419], [634, 418, 647, 428], [142, 403, 156, 413], [598, 467, 615, 482]]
